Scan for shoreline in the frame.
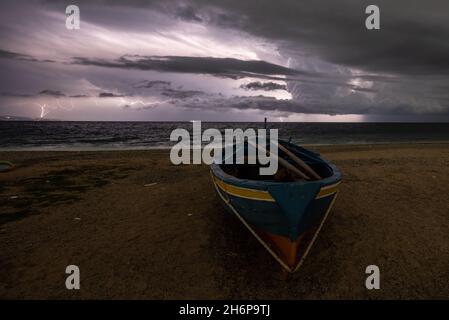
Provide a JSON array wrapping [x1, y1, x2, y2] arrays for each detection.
[[1, 140, 449, 152]]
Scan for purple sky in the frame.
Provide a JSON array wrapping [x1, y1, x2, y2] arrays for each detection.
[[1, 0, 449, 121]]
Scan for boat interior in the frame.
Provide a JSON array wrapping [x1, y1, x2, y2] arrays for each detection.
[[220, 141, 334, 182]]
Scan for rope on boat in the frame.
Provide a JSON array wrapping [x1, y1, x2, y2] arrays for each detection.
[[293, 192, 338, 273]]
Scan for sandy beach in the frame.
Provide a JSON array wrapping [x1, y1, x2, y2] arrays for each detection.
[[0, 143, 448, 299]]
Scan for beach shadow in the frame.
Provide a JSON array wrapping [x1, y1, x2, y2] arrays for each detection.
[[207, 197, 350, 299]]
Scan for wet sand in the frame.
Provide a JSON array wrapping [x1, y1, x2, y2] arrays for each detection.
[[0, 144, 448, 299]]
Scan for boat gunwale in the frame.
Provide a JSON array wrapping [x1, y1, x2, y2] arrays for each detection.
[[210, 140, 342, 190]]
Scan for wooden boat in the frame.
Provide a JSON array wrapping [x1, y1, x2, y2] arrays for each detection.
[[210, 139, 341, 273]]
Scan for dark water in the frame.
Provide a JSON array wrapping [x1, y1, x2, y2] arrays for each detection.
[[1, 121, 448, 150]]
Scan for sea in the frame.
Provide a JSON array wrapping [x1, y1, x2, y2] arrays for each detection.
[[0, 121, 448, 150]]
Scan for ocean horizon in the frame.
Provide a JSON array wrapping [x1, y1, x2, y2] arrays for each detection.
[[1, 121, 449, 150]]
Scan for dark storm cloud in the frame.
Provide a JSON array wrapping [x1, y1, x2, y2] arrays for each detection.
[[175, 5, 203, 22], [0, 49, 33, 61], [2, 90, 90, 98], [131, 80, 205, 100], [240, 82, 287, 91], [170, 0, 449, 76], [1, 92, 33, 97], [98, 92, 125, 98], [178, 94, 449, 117], [2, 0, 449, 119], [71, 55, 308, 79], [161, 88, 204, 99], [47, 0, 449, 116], [133, 80, 171, 89], [69, 94, 89, 98], [39, 89, 65, 97], [0, 48, 55, 63], [50, 0, 449, 76]]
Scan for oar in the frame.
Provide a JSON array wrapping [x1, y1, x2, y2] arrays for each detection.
[[249, 141, 310, 180], [278, 156, 310, 180], [278, 143, 322, 180]]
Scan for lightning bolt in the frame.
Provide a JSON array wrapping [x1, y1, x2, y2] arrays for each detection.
[[36, 98, 76, 119], [37, 103, 50, 119]]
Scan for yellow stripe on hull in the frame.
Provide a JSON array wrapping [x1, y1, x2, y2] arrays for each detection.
[[315, 181, 341, 199], [211, 174, 340, 273], [212, 175, 275, 202], [211, 172, 340, 201]]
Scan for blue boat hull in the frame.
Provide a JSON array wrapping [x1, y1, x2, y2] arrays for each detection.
[[210, 140, 341, 272]]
